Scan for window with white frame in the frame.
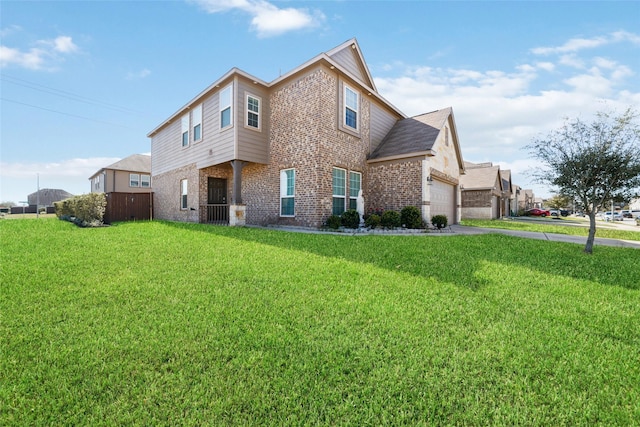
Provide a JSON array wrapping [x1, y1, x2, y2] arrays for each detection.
[[130, 173, 140, 187], [220, 85, 232, 129], [192, 104, 202, 142], [280, 169, 295, 216], [141, 175, 151, 188], [94, 175, 100, 190], [246, 94, 260, 129], [344, 85, 359, 130], [180, 179, 188, 210], [332, 168, 346, 215], [348, 171, 362, 210], [181, 114, 189, 147]]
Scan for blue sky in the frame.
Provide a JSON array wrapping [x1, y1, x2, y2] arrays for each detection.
[[1, 0, 639, 203]]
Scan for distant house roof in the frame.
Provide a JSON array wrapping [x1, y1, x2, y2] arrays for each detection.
[[369, 108, 453, 160], [89, 154, 151, 179], [27, 188, 74, 206], [460, 164, 501, 190]]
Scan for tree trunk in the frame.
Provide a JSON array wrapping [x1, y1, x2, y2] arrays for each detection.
[[585, 212, 597, 254]]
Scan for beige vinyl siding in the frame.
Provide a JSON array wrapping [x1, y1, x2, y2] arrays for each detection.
[[370, 102, 399, 154], [330, 47, 367, 84], [236, 79, 269, 164]]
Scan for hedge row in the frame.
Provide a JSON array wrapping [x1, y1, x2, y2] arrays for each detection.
[[325, 206, 438, 230], [54, 193, 107, 227]]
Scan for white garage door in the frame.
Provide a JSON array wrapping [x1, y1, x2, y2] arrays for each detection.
[[430, 179, 455, 223]]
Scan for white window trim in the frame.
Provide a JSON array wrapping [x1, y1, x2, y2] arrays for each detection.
[[348, 171, 362, 209], [141, 175, 151, 188], [180, 179, 188, 210], [332, 167, 347, 214], [192, 104, 202, 142], [343, 84, 359, 131], [245, 93, 261, 131], [220, 84, 233, 129], [181, 114, 189, 147], [280, 168, 295, 217], [129, 173, 140, 188]]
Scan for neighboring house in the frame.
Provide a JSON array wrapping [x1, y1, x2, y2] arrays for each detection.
[[499, 169, 514, 216], [89, 154, 152, 194], [630, 198, 640, 211], [460, 162, 504, 219], [88, 153, 153, 223], [520, 189, 535, 212], [27, 188, 73, 207], [148, 38, 465, 228]]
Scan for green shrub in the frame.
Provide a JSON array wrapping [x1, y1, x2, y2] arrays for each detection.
[[55, 193, 106, 227], [381, 210, 401, 229], [341, 209, 361, 229], [401, 206, 423, 229], [364, 213, 381, 229], [431, 214, 448, 229], [325, 215, 342, 230]]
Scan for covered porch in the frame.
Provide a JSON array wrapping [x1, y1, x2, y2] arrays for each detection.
[[198, 160, 247, 226]]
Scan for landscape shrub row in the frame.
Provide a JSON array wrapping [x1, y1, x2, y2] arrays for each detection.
[[325, 206, 448, 231], [54, 193, 107, 227]]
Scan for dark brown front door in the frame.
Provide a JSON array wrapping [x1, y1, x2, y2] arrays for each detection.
[[207, 178, 228, 223]]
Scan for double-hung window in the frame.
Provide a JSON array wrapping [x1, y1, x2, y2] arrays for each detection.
[[332, 168, 346, 215], [220, 85, 232, 129], [192, 104, 202, 142], [246, 94, 260, 129], [130, 173, 140, 187], [180, 179, 188, 210], [280, 169, 295, 216], [141, 175, 151, 188], [348, 171, 362, 210], [181, 114, 189, 147], [344, 85, 359, 130]]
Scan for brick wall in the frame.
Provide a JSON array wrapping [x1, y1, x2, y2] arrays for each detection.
[[366, 159, 422, 213], [153, 163, 200, 222]]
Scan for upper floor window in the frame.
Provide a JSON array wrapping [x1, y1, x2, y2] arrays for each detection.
[[344, 85, 359, 130], [280, 169, 295, 217], [220, 85, 232, 129], [181, 114, 189, 147], [246, 94, 260, 130], [130, 173, 140, 187], [192, 104, 202, 142], [141, 175, 151, 188]]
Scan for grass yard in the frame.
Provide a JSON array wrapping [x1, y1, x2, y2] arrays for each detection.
[[1, 219, 639, 426]]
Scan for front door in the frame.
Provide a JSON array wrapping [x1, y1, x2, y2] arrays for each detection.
[[207, 178, 228, 223]]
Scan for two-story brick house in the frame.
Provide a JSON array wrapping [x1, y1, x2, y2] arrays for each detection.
[[148, 38, 465, 228]]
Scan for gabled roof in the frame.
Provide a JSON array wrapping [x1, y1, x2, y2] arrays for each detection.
[[369, 108, 464, 171], [460, 164, 501, 190], [148, 38, 405, 138], [89, 154, 151, 179]]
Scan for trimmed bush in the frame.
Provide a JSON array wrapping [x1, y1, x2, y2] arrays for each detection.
[[341, 209, 361, 229], [325, 215, 342, 230], [401, 206, 423, 229], [431, 214, 448, 229], [381, 210, 401, 229], [364, 213, 381, 229], [54, 193, 106, 227]]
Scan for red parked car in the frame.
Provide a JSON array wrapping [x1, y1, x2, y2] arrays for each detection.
[[526, 208, 551, 217]]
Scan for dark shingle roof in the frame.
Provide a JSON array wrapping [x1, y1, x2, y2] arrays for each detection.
[[369, 108, 452, 160]]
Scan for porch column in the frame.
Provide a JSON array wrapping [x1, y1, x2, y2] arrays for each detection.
[[230, 160, 247, 204]]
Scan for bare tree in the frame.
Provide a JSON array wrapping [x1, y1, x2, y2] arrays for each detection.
[[527, 108, 640, 253]]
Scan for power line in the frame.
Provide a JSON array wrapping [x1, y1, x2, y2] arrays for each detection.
[[0, 73, 146, 115], [1, 97, 137, 129]]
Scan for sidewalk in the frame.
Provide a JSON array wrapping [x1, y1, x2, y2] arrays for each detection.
[[449, 224, 640, 249]]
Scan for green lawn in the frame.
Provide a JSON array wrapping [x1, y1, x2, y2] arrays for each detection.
[[461, 218, 640, 241], [1, 219, 639, 425]]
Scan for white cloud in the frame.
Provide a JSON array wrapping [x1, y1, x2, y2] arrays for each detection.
[[531, 30, 640, 55], [0, 35, 78, 70], [188, 0, 325, 37], [126, 68, 151, 80], [0, 157, 121, 202]]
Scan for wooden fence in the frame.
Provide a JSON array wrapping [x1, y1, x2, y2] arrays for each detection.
[[104, 192, 153, 224]]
